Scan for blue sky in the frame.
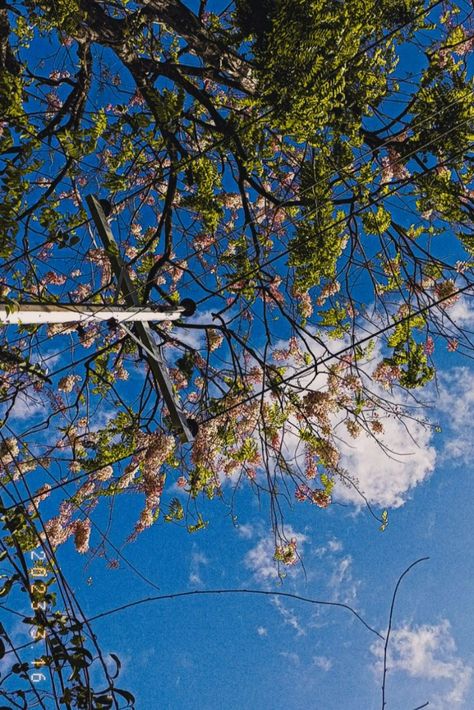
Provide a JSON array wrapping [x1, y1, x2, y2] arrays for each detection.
[[1, 2, 474, 708], [5, 318, 474, 709]]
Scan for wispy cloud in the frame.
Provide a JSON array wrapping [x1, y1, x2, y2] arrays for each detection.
[[6, 390, 44, 421], [314, 537, 343, 557], [328, 554, 360, 604], [437, 366, 474, 465], [279, 650, 300, 664], [370, 620, 472, 708], [236, 523, 254, 540], [189, 545, 209, 587], [313, 655, 332, 672], [271, 596, 306, 636], [244, 526, 307, 585]]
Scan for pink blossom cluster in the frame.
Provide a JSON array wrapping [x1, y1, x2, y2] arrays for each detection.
[[58, 374, 81, 393], [424, 336, 435, 355], [74, 519, 91, 554], [42, 271, 66, 286], [300, 390, 335, 431], [50, 70, 71, 81], [311, 490, 331, 508], [167, 260, 187, 284], [454, 261, 470, 274], [11, 456, 38, 481], [45, 91, 63, 116], [222, 193, 241, 211], [380, 147, 411, 183], [47, 322, 77, 337], [27, 483, 52, 515], [70, 283, 91, 302], [95, 465, 114, 481], [373, 361, 401, 389], [267, 275, 285, 305], [78, 323, 100, 349], [434, 279, 459, 308], [316, 280, 341, 306], [345, 419, 361, 438], [193, 233, 216, 252], [370, 418, 384, 434], [127, 433, 175, 541], [208, 329, 224, 352], [43, 501, 75, 548], [170, 368, 188, 390], [37, 242, 53, 261], [293, 288, 313, 319], [0, 281, 10, 298], [114, 361, 129, 381], [305, 447, 318, 479], [0, 437, 19, 467], [130, 90, 145, 106], [86, 248, 112, 288], [274, 538, 298, 566], [192, 420, 223, 475]]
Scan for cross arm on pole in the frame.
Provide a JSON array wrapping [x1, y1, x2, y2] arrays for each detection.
[[86, 194, 196, 443]]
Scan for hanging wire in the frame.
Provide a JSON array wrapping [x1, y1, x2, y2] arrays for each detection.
[[0, 425, 162, 591], [0, 0, 445, 280], [193, 130, 474, 307], [199, 276, 474, 424], [2, 129, 472, 429]]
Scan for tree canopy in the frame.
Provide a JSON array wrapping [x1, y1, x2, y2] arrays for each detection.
[[1, 0, 474, 706], [1, 0, 474, 556]]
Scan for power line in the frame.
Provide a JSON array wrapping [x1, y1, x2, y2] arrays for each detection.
[[200, 277, 474, 424], [194, 129, 474, 306], [0, 0, 444, 278], [2, 133, 472, 435]]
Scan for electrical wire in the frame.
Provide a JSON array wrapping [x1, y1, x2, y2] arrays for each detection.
[[200, 276, 474, 424], [0, 0, 445, 279], [193, 128, 474, 306]]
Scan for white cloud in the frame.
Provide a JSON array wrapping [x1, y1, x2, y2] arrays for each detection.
[[275, 334, 437, 509], [279, 650, 300, 664], [314, 537, 343, 557], [336, 410, 436, 508], [313, 655, 332, 672], [370, 620, 472, 708], [34, 348, 62, 372], [437, 367, 474, 465], [256, 626, 268, 637], [328, 554, 360, 604], [271, 596, 306, 636], [189, 546, 209, 587], [328, 538, 343, 553], [173, 308, 225, 350], [5, 390, 44, 421], [244, 526, 307, 584], [443, 295, 474, 329], [236, 523, 254, 540]]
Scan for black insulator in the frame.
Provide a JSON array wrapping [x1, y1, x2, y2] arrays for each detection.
[[99, 198, 112, 217], [180, 298, 196, 317], [186, 418, 199, 437]]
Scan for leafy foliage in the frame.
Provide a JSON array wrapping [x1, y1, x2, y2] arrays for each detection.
[[0, 0, 472, 564]]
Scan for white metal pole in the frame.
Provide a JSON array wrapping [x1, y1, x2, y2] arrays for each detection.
[[0, 304, 185, 325], [85, 194, 197, 442]]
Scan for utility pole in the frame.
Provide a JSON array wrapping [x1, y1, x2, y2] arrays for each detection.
[[0, 303, 192, 325], [85, 194, 197, 443]]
